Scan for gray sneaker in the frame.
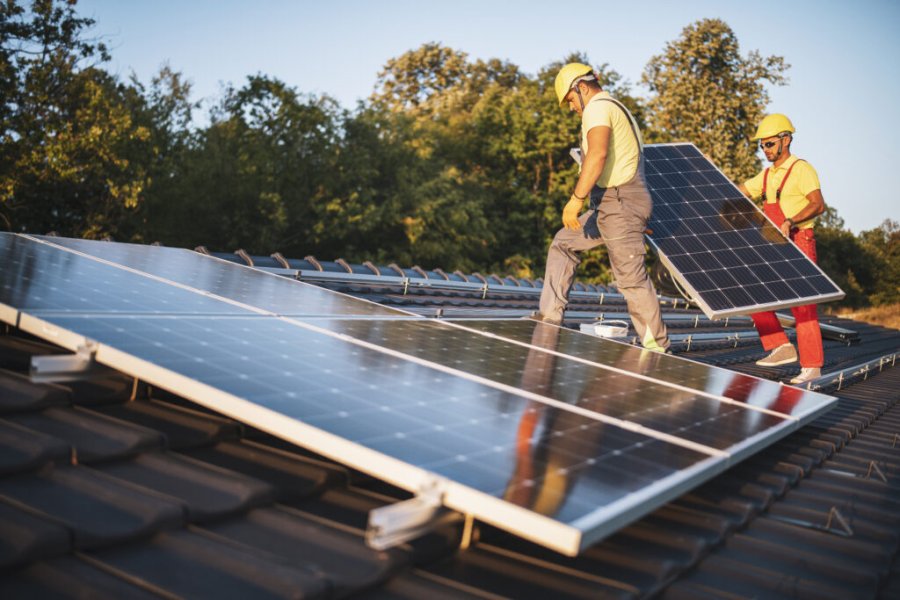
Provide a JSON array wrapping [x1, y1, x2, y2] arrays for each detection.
[[756, 343, 798, 366], [790, 367, 821, 385]]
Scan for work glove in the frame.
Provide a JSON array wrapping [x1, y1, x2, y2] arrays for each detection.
[[563, 194, 584, 230]]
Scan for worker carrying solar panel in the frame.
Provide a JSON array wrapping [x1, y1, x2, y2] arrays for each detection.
[[738, 114, 827, 385], [534, 63, 670, 354]]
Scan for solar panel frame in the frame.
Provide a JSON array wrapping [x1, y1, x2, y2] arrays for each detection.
[[643, 143, 845, 319]]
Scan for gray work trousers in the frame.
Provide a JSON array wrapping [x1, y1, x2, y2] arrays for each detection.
[[538, 164, 670, 350]]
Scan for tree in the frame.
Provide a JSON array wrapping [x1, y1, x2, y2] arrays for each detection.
[[143, 75, 345, 254], [0, 0, 154, 238], [642, 18, 789, 181], [857, 219, 900, 306], [814, 207, 880, 308]]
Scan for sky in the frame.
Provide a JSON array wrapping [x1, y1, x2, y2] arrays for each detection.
[[77, 0, 900, 234]]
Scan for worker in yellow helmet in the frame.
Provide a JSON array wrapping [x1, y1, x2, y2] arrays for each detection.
[[535, 62, 669, 353], [738, 114, 827, 385]]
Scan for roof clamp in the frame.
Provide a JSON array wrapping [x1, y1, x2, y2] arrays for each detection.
[[30, 341, 109, 383], [865, 461, 888, 483], [481, 283, 488, 300], [825, 506, 854, 537], [402, 277, 410, 296], [366, 479, 452, 551]]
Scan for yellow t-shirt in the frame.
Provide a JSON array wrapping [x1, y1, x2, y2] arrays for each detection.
[[743, 155, 821, 229], [581, 92, 642, 188]]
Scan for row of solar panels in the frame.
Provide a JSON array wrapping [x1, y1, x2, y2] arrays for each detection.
[[0, 232, 837, 555]]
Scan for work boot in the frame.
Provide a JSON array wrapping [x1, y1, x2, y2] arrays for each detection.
[[790, 367, 821, 385], [756, 343, 798, 367]]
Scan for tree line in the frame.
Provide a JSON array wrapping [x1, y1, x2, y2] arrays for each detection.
[[1, 1, 896, 308]]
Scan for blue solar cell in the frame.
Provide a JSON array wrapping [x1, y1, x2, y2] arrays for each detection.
[[644, 144, 844, 318], [0, 234, 250, 316], [34, 235, 409, 318]]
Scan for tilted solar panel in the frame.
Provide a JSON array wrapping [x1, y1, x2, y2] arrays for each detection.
[[642, 144, 844, 319], [0, 233, 838, 555]]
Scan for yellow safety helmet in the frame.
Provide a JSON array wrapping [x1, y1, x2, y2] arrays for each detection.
[[751, 113, 796, 141], [554, 62, 595, 107]]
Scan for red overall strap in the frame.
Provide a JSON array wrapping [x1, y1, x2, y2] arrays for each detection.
[[763, 159, 805, 202]]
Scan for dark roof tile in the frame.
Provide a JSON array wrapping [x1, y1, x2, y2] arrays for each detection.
[[181, 440, 346, 502], [85, 528, 329, 598], [0, 500, 71, 568], [202, 505, 409, 596], [0, 555, 162, 599], [0, 465, 183, 549], [7, 407, 164, 463], [94, 398, 242, 450], [93, 451, 276, 523], [0, 419, 71, 476], [0, 369, 70, 414]]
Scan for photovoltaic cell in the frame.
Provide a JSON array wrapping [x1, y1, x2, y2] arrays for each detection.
[[0, 233, 253, 316], [24, 312, 715, 549], [446, 319, 833, 422], [643, 144, 844, 318], [296, 317, 817, 456], [32, 235, 411, 318]]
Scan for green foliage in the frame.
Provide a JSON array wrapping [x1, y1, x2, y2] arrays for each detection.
[[0, 0, 154, 237], [642, 18, 788, 182]]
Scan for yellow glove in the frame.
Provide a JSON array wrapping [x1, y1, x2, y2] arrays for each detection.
[[563, 194, 585, 230]]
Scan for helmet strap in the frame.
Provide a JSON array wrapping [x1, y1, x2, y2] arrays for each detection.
[[576, 85, 585, 111]]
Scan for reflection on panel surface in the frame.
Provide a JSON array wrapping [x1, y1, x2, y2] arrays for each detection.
[[299, 318, 812, 451], [34, 314, 710, 526], [448, 319, 835, 422], [35, 235, 410, 318], [643, 144, 843, 318], [0, 233, 249, 315]]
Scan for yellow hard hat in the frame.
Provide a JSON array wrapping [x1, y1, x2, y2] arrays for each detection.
[[751, 113, 796, 141], [554, 62, 594, 107]]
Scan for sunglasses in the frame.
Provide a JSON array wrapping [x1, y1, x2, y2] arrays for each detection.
[[759, 134, 789, 150]]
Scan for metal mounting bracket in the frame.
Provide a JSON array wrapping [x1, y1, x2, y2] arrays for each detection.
[[366, 479, 453, 550], [30, 342, 108, 383]]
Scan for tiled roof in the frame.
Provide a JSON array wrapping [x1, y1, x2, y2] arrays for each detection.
[[1, 252, 898, 598]]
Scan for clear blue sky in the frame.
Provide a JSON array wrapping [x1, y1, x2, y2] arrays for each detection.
[[78, 0, 900, 234]]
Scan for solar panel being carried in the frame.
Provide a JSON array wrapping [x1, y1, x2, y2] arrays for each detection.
[[0, 233, 838, 556], [643, 143, 844, 319]]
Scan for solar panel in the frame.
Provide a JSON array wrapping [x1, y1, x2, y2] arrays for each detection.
[[642, 144, 844, 319], [18, 311, 718, 554], [0, 233, 838, 555], [31, 235, 410, 319]]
